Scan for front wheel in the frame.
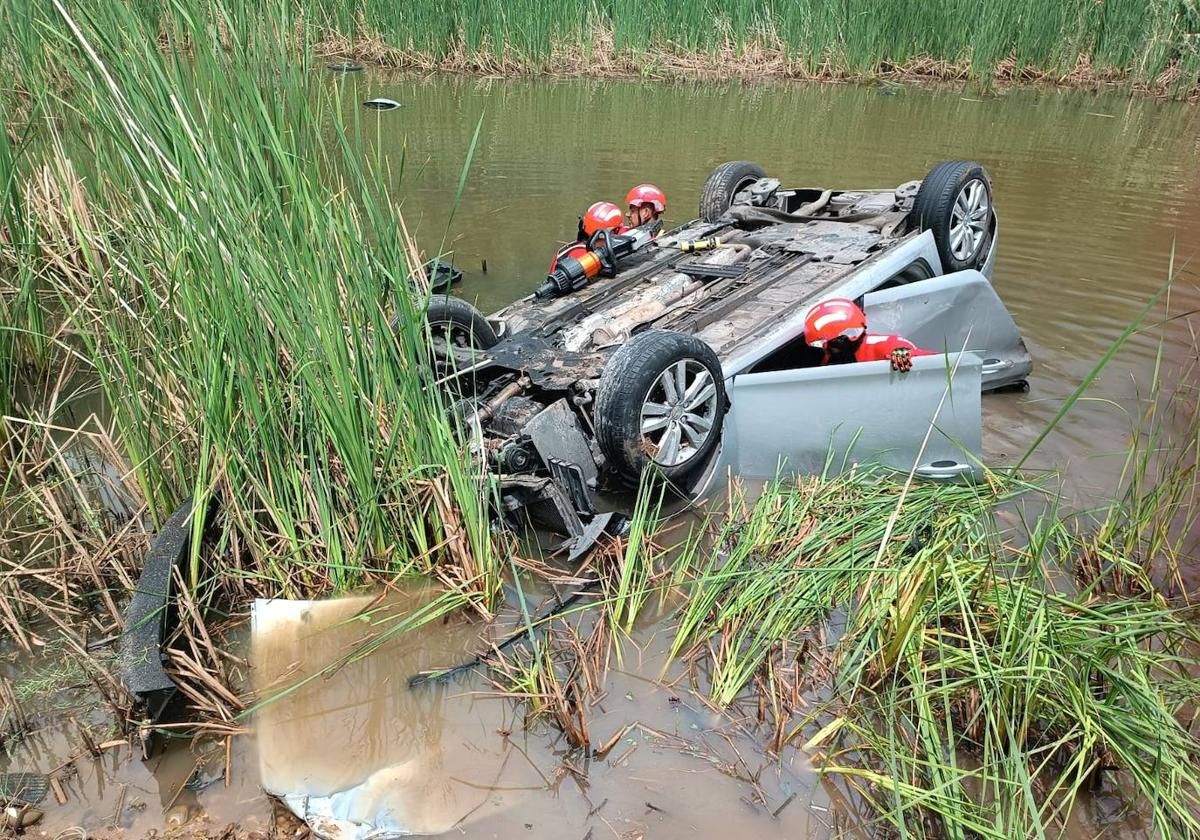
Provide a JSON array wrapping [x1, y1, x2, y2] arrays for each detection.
[[594, 330, 727, 488], [910, 160, 993, 273]]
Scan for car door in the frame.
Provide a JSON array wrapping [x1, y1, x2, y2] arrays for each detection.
[[863, 269, 1032, 390], [719, 352, 982, 482]]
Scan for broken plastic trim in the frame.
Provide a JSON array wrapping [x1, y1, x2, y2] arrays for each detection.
[[118, 499, 215, 730]]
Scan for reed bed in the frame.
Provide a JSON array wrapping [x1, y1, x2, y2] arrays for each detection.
[[326, 0, 1200, 98], [3, 2, 1200, 832], [1, 0, 503, 609], [660, 460, 1200, 837], [4, 0, 1190, 97]]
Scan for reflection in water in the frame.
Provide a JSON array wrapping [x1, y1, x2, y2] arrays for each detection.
[[252, 586, 507, 835], [343, 74, 1200, 499], [250, 586, 830, 840]]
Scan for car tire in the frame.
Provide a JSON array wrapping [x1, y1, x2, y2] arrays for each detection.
[[910, 160, 993, 273], [399, 295, 498, 378], [594, 330, 727, 488], [699, 161, 766, 222]]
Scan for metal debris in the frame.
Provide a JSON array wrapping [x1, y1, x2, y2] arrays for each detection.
[[0, 773, 48, 805]]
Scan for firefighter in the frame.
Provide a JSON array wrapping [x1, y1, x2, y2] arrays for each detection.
[[549, 201, 625, 273], [803, 298, 934, 372], [625, 183, 666, 229]]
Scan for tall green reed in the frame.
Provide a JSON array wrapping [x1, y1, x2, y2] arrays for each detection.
[[3, 0, 500, 603], [670, 469, 1200, 838]]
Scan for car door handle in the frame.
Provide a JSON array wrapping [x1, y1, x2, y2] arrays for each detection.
[[982, 358, 1011, 375], [915, 460, 974, 480]]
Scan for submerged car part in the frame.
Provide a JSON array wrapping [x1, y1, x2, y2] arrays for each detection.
[[424, 259, 462, 294], [424, 159, 1025, 544], [0, 774, 48, 805], [363, 98, 402, 111]]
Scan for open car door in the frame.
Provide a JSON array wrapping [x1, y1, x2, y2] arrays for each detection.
[[864, 270, 1032, 391], [719, 352, 982, 482]]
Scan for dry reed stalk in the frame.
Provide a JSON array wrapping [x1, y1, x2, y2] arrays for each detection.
[[310, 20, 1200, 101], [21, 149, 107, 282], [0, 677, 28, 736], [0, 582, 34, 652]]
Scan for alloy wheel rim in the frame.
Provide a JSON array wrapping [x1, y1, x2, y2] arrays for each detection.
[[640, 360, 718, 468], [949, 178, 989, 261]]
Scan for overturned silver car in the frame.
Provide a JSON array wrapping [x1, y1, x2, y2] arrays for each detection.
[[425, 160, 1032, 548]]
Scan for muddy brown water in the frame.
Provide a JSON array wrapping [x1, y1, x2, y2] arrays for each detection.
[[360, 74, 1200, 504], [6, 75, 1200, 838]]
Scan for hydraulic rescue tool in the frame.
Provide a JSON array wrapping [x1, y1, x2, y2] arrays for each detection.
[[534, 221, 661, 299]]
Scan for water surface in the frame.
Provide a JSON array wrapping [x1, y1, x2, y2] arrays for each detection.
[[351, 74, 1200, 500]]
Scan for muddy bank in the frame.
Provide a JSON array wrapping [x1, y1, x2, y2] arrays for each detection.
[[314, 29, 1200, 101]]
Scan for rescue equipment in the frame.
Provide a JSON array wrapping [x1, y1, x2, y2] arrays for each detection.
[[535, 222, 660, 299]]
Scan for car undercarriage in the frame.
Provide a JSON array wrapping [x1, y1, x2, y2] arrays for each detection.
[[423, 160, 1030, 553]]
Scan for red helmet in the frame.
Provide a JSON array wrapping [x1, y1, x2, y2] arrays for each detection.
[[625, 184, 666, 213], [582, 201, 624, 235], [804, 298, 867, 348]]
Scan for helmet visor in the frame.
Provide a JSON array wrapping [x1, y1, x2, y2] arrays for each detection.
[[808, 326, 865, 348]]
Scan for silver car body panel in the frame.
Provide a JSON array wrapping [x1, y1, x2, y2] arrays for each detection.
[[694, 352, 982, 497], [863, 268, 1032, 391], [719, 230, 946, 377]]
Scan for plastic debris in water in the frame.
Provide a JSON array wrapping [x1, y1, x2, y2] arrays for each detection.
[[363, 98, 402, 111], [165, 804, 192, 828], [3, 805, 43, 830], [328, 61, 364, 72]]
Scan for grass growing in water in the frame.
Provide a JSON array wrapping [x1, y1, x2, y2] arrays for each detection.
[[664, 468, 1200, 837], [28, 0, 1191, 96], [2, 4, 1199, 832]]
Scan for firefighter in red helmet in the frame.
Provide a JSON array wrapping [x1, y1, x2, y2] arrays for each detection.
[[549, 201, 626, 273], [625, 183, 666, 229], [803, 298, 934, 372]]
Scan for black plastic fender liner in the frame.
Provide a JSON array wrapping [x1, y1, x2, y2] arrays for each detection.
[[118, 498, 214, 726], [426, 259, 463, 293]]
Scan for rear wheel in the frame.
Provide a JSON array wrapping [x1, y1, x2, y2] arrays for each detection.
[[910, 160, 993, 272], [595, 330, 727, 488], [699, 161, 766, 222]]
